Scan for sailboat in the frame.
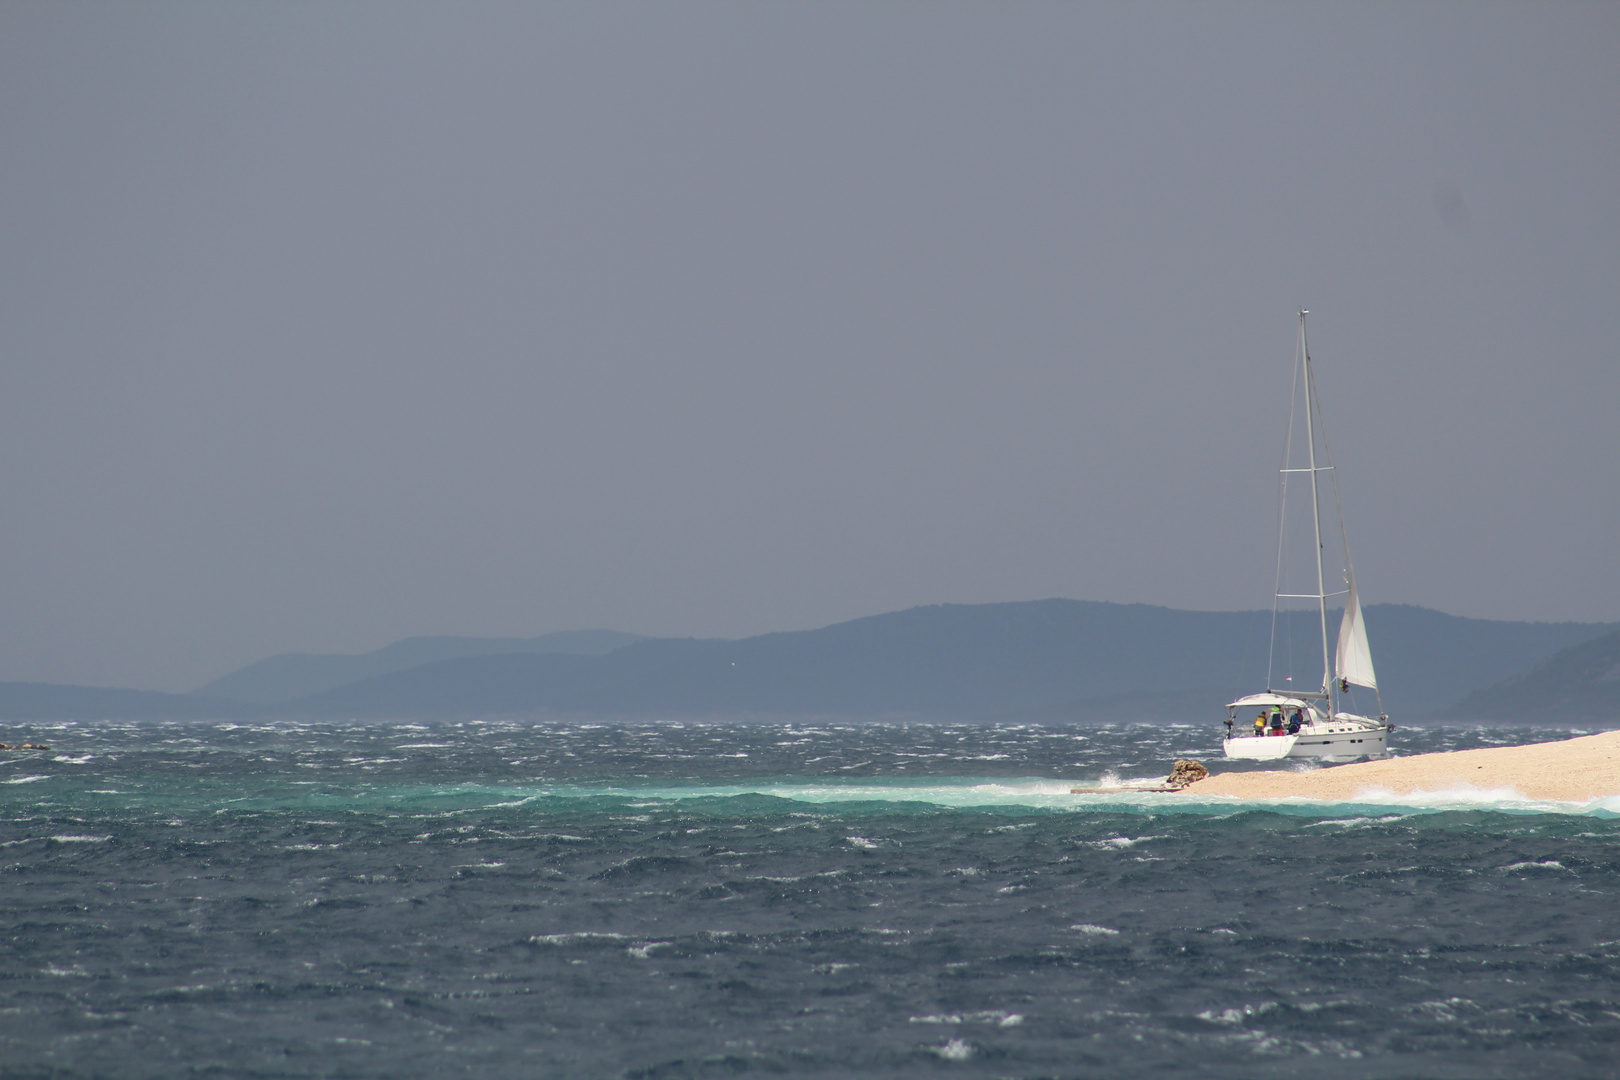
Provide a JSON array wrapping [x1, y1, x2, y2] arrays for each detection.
[[1223, 312, 1392, 762]]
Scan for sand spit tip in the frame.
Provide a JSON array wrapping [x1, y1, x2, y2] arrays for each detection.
[[1178, 730, 1620, 803]]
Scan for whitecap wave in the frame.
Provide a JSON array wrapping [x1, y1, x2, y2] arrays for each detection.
[[1185, 785, 1620, 818], [11, 765, 1617, 820]]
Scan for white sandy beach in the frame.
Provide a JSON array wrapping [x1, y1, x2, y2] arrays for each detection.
[[1185, 729, 1620, 803]]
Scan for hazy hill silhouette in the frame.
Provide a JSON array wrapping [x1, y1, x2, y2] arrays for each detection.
[[195, 629, 646, 704], [1438, 627, 1620, 723], [0, 683, 252, 721], [5, 601, 1612, 723], [283, 600, 1615, 721]]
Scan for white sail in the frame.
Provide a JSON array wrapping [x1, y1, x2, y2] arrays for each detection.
[[1223, 313, 1390, 761], [1334, 579, 1377, 689]]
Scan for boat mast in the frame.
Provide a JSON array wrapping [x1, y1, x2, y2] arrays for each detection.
[[1300, 311, 1333, 712]]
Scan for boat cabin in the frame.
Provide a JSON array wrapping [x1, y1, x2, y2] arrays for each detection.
[[1226, 693, 1323, 737]]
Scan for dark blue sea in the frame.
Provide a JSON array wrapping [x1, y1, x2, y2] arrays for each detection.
[[2, 720, 1618, 1079]]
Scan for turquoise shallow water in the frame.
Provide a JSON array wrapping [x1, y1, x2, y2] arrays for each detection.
[[1, 719, 1617, 1078]]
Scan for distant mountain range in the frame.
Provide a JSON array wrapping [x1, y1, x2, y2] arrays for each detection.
[[0, 683, 247, 721], [2, 600, 1614, 724], [1437, 627, 1620, 723], [193, 629, 647, 704]]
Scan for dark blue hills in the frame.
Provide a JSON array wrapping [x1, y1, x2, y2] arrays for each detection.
[[3, 600, 1613, 723], [192, 629, 646, 705], [1438, 626, 1620, 723], [275, 600, 1613, 721], [298, 600, 1231, 719]]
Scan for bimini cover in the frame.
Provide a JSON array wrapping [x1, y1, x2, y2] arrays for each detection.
[[1334, 578, 1378, 689], [1226, 693, 1314, 710]]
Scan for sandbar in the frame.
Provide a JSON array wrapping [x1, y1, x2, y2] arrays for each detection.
[[1183, 729, 1620, 803]]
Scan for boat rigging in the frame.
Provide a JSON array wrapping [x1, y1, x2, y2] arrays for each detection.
[[1223, 312, 1392, 762]]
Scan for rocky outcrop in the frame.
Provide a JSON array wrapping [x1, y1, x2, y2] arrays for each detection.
[[1164, 759, 1209, 790], [1070, 759, 1210, 794]]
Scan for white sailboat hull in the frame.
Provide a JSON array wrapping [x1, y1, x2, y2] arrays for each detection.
[[1224, 717, 1389, 762], [1216, 314, 1394, 765]]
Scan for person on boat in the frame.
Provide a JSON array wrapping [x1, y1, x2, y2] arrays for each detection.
[[1254, 713, 1266, 736], [1287, 711, 1302, 734], [1269, 711, 1285, 735]]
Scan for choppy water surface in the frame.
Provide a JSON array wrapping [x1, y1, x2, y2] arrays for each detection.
[[2, 719, 1617, 1078]]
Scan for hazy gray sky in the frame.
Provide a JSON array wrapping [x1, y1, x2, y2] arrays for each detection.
[[3, 2, 1617, 690]]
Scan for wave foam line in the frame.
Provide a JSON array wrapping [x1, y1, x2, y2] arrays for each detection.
[[1188, 784, 1620, 817], [9, 777, 1620, 818], [544, 777, 1620, 815]]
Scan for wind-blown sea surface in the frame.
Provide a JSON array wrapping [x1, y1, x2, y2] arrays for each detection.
[[1, 719, 1617, 1079]]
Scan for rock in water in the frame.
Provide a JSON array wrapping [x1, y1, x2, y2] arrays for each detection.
[[1165, 760, 1208, 790]]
